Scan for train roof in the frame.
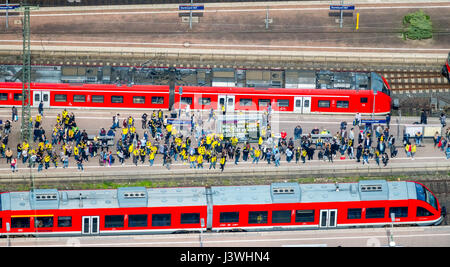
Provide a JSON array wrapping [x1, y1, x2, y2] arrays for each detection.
[[0, 180, 418, 212], [0, 187, 207, 211], [211, 180, 417, 206]]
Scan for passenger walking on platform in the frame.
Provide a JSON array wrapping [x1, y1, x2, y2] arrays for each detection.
[[10, 157, 17, 172], [219, 154, 227, 172], [209, 153, 217, 169], [234, 147, 240, 165], [11, 106, 18, 122], [382, 152, 389, 166], [440, 113, 447, 128], [77, 157, 84, 171], [5, 147, 13, 164], [252, 147, 261, 164], [62, 154, 69, 168], [362, 148, 370, 165], [38, 101, 44, 116], [197, 154, 204, 169]]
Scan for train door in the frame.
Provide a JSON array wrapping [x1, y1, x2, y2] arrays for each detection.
[[319, 209, 337, 228], [218, 95, 235, 113], [302, 97, 311, 114], [33, 91, 50, 108], [294, 97, 303, 113], [82, 216, 100, 235]]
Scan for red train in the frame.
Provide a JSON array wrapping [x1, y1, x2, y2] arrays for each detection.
[[0, 71, 391, 114], [442, 52, 450, 83], [0, 180, 444, 237]]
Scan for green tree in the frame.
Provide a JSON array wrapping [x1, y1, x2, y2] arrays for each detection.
[[402, 10, 433, 40]]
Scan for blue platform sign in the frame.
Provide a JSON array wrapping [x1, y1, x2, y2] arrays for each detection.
[[330, 5, 355, 11], [179, 5, 204, 11], [361, 119, 386, 124], [0, 5, 20, 10]]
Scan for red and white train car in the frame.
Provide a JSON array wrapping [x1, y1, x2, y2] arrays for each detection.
[[0, 71, 391, 115], [0, 180, 444, 237]]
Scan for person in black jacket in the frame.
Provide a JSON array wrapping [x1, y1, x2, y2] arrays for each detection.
[[356, 144, 363, 162]]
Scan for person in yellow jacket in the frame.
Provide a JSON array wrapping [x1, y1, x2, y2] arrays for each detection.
[[411, 144, 416, 160], [197, 154, 204, 169], [209, 153, 217, 169], [132, 148, 140, 166], [44, 154, 51, 169], [220, 154, 227, 172], [258, 136, 263, 148], [189, 154, 197, 169], [139, 148, 146, 164], [252, 148, 261, 164], [148, 151, 155, 166]]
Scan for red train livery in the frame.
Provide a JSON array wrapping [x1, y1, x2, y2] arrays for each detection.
[[0, 180, 444, 237], [442, 52, 450, 83], [0, 71, 391, 115]]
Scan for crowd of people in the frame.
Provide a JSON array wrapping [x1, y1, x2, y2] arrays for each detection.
[[0, 105, 449, 173]]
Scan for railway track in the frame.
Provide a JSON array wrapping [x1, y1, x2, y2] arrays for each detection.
[[377, 69, 450, 92]]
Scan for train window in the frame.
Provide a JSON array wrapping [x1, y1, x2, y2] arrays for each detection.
[[151, 96, 164, 104], [295, 210, 315, 223], [104, 215, 124, 228], [199, 97, 211, 106], [415, 183, 438, 210], [277, 99, 289, 107], [181, 97, 192, 105], [111, 96, 124, 104], [304, 100, 310, 108], [54, 94, 67, 102], [152, 214, 171, 227], [417, 207, 433, 217], [180, 213, 200, 224], [34, 94, 40, 102], [365, 208, 385, 219], [295, 99, 301, 107], [347, 208, 362, 219], [73, 95, 86, 103], [239, 98, 253, 106], [0, 218, 2, 228], [272, 210, 291, 223], [389, 207, 408, 218], [337, 101, 349, 108], [258, 99, 270, 107], [35, 216, 54, 228], [133, 96, 146, 104], [219, 212, 239, 223], [360, 97, 368, 103], [57, 216, 72, 227], [248, 211, 268, 224], [92, 95, 104, 103], [14, 93, 22, 101], [0, 93, 8, 101], [11, 217, 30, 228], [128, 214, 148, 227], [318, 100, 330, 108]]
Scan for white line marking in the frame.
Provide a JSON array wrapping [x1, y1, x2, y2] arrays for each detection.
[[0, 39, 449, 52]]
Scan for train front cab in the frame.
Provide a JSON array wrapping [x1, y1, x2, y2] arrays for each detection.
[[413, 182, 444, 226], [442, 52, 450, 83], [371, 72, 392, 115]]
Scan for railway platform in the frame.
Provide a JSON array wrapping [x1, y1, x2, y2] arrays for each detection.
[[0, 107, 448, 182]]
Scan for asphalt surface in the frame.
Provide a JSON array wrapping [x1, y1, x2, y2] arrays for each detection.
[[1, 226, 449, 247]]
